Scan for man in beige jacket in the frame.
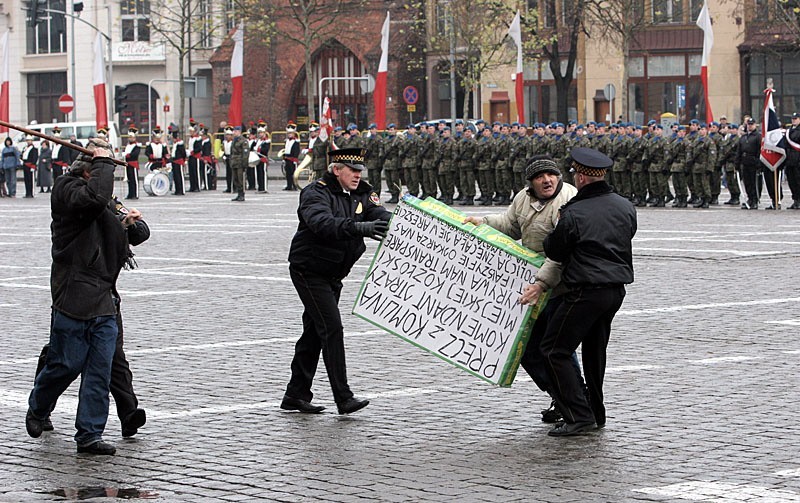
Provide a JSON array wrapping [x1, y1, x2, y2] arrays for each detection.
[[464, 155, 585, 424]]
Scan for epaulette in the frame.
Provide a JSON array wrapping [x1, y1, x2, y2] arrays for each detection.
[[317, 180, 327, 186]]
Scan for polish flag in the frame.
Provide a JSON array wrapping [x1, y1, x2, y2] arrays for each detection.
[[319, 96, 336, 150], [696, 1, 713, 124], [93, 34, 108, 130], [228, 22, 244, 127], [0, 30, 10, 134], [760, 86, 786, 172], [373, 12, 390, 130], [508, 10, 524, 123]]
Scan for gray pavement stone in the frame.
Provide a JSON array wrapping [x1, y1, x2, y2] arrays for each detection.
[[2, 182, 800, 501]]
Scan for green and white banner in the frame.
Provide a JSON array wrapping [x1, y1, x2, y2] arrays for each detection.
[[353, 196, 548, 387]]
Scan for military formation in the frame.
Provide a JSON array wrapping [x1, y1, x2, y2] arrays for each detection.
[[325, 117, 800, 210]]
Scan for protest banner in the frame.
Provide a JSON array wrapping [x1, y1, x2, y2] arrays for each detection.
[[352, 196, 548, 387]]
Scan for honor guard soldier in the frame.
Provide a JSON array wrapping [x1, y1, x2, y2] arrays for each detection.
[[435, 127, 456, 204], [309, 122, 329, 182], [243, 129, 256, 190], [255, 122, 271, 192], [51, 127, 72, 182], [282, 147, 390, 416], [145, 126, 168, 171], [785, 113, 800, 208], [476, 126, 495, 205], [222, 127, 234, 192], [687, 124, 717, 208], [399, 124, 421, 197], [170, 127, 187, 195], [21, 135, 39, 198], [645, 125, 667, 207], [283, 122, 301, 191], [123, 126, 141, 199], [380, 124, 401, 203], [509, 124, 531, 195], [230, 126, 249, 201], [718, 124, 741, 206], [667, 126, 690, 207], [201, 126, 214, 190], [187, 125, 202, 192], [456, 126, 477, 205], [364, 123, 382, 195], [419, 124, 439, 199]]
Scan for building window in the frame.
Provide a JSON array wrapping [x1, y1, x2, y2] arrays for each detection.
[[627, 53, 702, 123], [198, 0, 213, 48], [745, 52, 800, 123], [26, 0, 67, 55], [689, 0, 703, 21], [524, 60, 578, 124], [27, 72, 68, 123], [121, 0, 151, 42], [653, 0, 683, 24], [225, 0, 236, 32], [435, 0, 448, 36]]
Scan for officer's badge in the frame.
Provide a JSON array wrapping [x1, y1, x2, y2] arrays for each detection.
[[369, 192, 381, 206], [355, 202, 363, 214]]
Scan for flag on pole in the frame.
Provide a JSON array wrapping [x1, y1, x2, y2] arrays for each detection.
[[228, 22, 244, 127], [696, 1, 714, 124], [0, 30, 10, 134], [319, 96, 336, 150], [374, 12, 390, 130], [93, 34, 108, 130], [508, 10, 524, 123], [760, 86, 786, 172]]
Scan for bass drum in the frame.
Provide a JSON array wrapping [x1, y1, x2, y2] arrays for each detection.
[[143, 172, 170, 196], [248, 151, 261, 167]]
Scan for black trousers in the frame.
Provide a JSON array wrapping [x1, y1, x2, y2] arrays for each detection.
[[36, 310, 139, 423], [23, 167, 34, 197], [188, 157, 200, 192], [225, 158, 232, 191], [125, 166, 139, 199], [246, 165, 256, 190], [256, 162, 267, 191], [541, 286, 625, 426], [284, 160, 296, 190], [520, 295, 585, 395], [285, 266, 354, 404], [741, 163, 760, 203], [763, 167, 784, 206], [787, 163, 800, 202], [173, 164, 185, 195]]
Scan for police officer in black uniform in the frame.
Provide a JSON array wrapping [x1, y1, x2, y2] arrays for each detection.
[[536, 147, 637, 437], [736, 118, 762, 209], [282, 147, 391, 415], [786, 112, 800, 209]]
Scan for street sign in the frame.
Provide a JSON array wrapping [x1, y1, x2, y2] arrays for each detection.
[[58, 94, 74, 114], [403, 86, 419, 105], [163, 105, 170, 112], [603, 84, 616, 102], [407, 105, 416, 112]]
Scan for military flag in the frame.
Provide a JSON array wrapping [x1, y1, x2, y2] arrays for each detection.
[[0, 30, 10, 133], [760, 85, 786, 172], [508, 10, 524, 123], [696, 1, 714, 124], [374, 11, 390, 130], [93, 34, 108, 130], [228, 22, 244, 127]]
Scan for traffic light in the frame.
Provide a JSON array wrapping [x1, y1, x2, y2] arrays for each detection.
[[114, 85, 128, 113], [27, 0, 48, 27]]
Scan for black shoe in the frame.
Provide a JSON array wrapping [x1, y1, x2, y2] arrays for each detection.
[[789, 200, 800, 209], [710, 196, 719, 205], [121, 409, 146, 438], [232, 195, 245, 201], [547, 421, 596, 437], [223, 189, 232, 193], [26, 409, 44, 438], [724, 198, 740, 205], [458, 197, 474, 206], [336, 397, 369, 415], [77, 440, 116, 455], [541, 400, 562, 424], [479, 197, 492, 206], [280, 396, 325, 413], [386, 196, 399, 204], [43, 416, 54, 432], [665, 193, 674, 203]]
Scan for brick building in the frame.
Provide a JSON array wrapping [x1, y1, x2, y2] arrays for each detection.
[[210, 2, 427, 132]]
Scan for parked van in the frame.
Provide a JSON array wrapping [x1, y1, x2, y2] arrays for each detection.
[[12, 121, 121, 152]]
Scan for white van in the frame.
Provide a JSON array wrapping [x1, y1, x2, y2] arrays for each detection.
[[13, 121, 121, 152]]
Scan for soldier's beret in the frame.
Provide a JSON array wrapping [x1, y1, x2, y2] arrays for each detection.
[[369, 123, 377, 129], [387, 123, 396, 129]]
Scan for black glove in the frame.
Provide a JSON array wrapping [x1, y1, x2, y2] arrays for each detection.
[[354, 220, 390, 241]]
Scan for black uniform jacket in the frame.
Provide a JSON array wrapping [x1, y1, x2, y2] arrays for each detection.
[[50, 156, 130, 320], [288, 171, 391, 280], [544, 181, 637, 288]]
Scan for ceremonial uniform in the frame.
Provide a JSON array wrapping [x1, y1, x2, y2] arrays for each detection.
[[51, 128, 71, 182], [255, 130, 271, 192], [123, 130, 141, 199], [283, 125, 301, 191], [145, 129, 168, 171], [785, 114, 800, 208], [171, 133, 187, 196], [188, 129, 202, 192], [201, 131, 215, 190], [21, 139, 38, 198]]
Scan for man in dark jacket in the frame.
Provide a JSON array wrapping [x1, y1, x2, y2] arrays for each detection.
[[539, 147, 637, 437], [736, 118, 762, 209], [283, 147, 391, 415], [26, 140, 141, 455]]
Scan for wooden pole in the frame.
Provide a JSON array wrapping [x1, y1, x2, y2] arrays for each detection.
[[0, 119, 127, 167]]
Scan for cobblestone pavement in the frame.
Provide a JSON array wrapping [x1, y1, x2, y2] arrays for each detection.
[[1, 179, 799, 502]]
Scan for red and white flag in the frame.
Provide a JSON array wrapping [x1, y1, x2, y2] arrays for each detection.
[[93, 34, 108, 130], [760, 86, 786, 172], [228, 22, 244, 127], [508, 10, 524, 123], [373, 11, 390, 130], [0, 30, 10, 134], [319, 96, 336, 150], [696, 1, 713, 124]]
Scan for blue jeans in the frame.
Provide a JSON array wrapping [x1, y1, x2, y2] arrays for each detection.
[[29, 310, 118, 445], [3, 167, 16, 196]]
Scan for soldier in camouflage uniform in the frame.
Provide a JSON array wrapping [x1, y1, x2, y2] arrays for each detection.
[[381, 124, 402, 203], [667, 126, 689, 207], [685, 120, 701, 204], [419, 124, 438, 199], [435, 127, 456, 204], [628, 127, 648, 206], [338, 124, 364, 149], [492, 124, 512, 205], [310, 123, 330, 182], [548, 123, 569, 184], [456, 127, 477, 205], [509, 124, 531, 195], [645, 125, 667, 207], [399, 124, 421, 197], [687, 124, 717, 208], [707, 122, 723, 204], [720, 123, 741, 205], [476, 127, 495, 205], [610, 124, 632, 198], [364, 123, 382, 195]]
